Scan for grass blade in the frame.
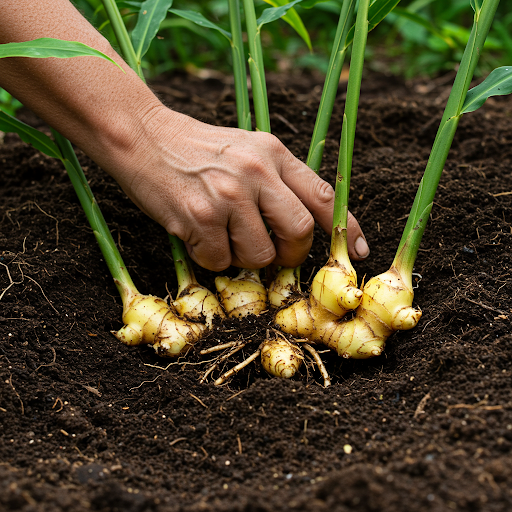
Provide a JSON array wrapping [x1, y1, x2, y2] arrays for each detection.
[[101, 0, 141, 76], [345, 0, 401, 47], [331, 0, 370, 245], [307, 0, 356, 172], [391, 8, 456, 47], [229, 0, 252, 131], [52, 131, 136, 296], [395, 0, 501, 267], [243, 0, 270, 132], [260, 0, 311, 50], [256, 0, 304, 26]]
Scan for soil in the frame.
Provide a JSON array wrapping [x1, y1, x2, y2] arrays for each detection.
[[1, 69, 512, 512]]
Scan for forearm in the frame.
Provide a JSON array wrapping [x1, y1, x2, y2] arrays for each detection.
[[0, 0, 167, 170]]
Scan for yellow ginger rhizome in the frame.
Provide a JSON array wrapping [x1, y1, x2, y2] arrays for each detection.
[[62, 0, 504, 386]]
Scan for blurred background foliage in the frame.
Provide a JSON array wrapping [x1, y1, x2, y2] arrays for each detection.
[[2, 0, 512, 120], [67, 0, 512, 80]]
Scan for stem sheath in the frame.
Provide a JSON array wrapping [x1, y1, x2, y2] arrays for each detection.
[[307, 0, 356, 172], [331, 0, 370, 259], [229, 0, 251, 131], [242, 0, 270, 132], [52, 130, 137, 302], [100, 0, 143, 79], [395, 0, 500, 272]]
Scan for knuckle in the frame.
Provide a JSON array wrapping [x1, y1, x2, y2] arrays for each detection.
[[161, 216, 188, 242], [213, 179, 242, 203], [256, 131, 279, 146], [244, 153, 270, 180], [318, 179, 335, 204], [188, 200, 218, 226], [312, 177, 335, 205], [255, 131, 286, 156]]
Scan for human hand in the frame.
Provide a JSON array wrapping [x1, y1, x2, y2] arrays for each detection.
[[108, 107, 369, 271], [0, 0, 368, 272]]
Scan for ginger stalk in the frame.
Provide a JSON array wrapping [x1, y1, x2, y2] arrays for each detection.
[[53, 133, 207, 358], [169, 236, 225, 327]]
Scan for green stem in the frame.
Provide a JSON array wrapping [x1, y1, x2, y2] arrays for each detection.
[[229, 0, 252, 131], [52, 130, 137, 303], [168, 234, 196, 294], [100, 0, 143, 80], [331, 0, 370, 261], [306, 0, 356, 173], [242, 0, 270, 132], [394, 0, 500, 273]]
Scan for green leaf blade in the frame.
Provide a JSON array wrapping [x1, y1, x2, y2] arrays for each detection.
[[169, 9, 232, 39], [462, 66, 512, 114], [0, 110, 62, 159], [131, 0, 174, 60], [0, 38, 123, 70], [256, 0, 304, 27], [345, 0, 401, 47], [261, 0, 311, 50]]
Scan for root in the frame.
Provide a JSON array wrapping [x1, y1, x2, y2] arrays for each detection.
[[200, 342, 248, 384], [214, 349, 261, 385], [302, 343, 331, 388]]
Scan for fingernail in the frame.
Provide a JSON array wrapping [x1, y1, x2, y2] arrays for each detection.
[[355, 236, 369, 259]]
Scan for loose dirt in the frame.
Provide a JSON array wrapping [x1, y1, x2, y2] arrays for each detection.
[[1, 70, 512, 511]]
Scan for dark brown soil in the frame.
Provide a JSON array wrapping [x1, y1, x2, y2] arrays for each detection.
[[1, 70, 512, 512]]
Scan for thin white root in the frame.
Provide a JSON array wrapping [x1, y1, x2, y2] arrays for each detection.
[[214, 349, 261, 385], [200, 342, 248, 384], [200, 341, 238, 355], [215, 269, 267, 317], [302, 343, 331, 388]]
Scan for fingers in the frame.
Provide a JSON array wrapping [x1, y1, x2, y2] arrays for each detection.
[[228, 204, 277, 268], [277, 147, 369, 262], [279, 154, 336, 235], [179, 201, 277, 272], [184, 229, 232, 272], [258, 180, 316, 268], [182, 142, 369, 269]]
